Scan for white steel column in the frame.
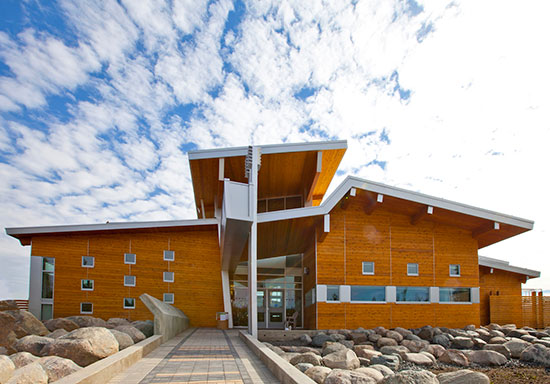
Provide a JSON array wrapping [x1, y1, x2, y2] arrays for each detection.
[[247, 146, 259, 338]]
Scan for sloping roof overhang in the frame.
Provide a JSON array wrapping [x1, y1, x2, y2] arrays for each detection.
[[479, 255, 540, 278]]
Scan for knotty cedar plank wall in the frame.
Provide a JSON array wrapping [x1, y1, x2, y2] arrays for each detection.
[[480, 266, 525, 326], [316, 198, 479, 330], [31, 227, 224, 326]]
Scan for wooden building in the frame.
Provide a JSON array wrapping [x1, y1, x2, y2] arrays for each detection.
[[6, 140, 540, 333]]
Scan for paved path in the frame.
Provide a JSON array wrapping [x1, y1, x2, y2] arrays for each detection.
[[108, 328, 279, 384]]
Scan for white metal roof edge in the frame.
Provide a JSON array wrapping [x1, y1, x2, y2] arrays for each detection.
[[258, 176, 534, 230], [5, 218, 218, 236], [479, 255, 540, 278], [188, 140, 348, 160]]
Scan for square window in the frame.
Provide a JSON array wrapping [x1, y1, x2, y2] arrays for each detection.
[[82, 256, 94, 268], [163, 250, 175, 261], [124, 253, 136, 264], [124, 275, 136, 287], [123, 298, 135, 309], [449, 264, 461, 277], [362, 262, 374, 275], [81, 279, 94, 291], [407, 263, 419, 276], [327, 286, 340, 302], [163, 293, 174, 304], [80, 302, 93, 314], [163, 271, 174, 282]]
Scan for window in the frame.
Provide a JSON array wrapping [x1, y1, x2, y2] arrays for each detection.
[[82, 256, 94, 268], [362, 262, 375, 275], [449, 264, 461, 277], [124, 275, 136, 287], [41, 304, 53, 321], [163, 271, 174, 282], [163, 250, 175, 261], [327, 286, 340, 302], [396, 287, 429, 302], [124, 253, 136, 264], [42, 257, 55, 272], [440, 288, 471, 303], [407, 263, 419, 276], [80, 302, 93, 314], [81, 279, 94, 291], [41, 259, 54, 299], [123, 298, 135, 309], [351, 286, 385, 302], [163, 293, 174, 304]]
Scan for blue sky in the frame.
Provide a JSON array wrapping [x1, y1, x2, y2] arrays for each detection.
[[1, 0, 549, 299]]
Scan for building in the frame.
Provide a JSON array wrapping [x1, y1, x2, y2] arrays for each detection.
[[6, 140, 540, 335]]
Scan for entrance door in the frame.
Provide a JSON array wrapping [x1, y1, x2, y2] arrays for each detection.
[[267, 289, 284, 329], [257, 290, 266, 328]]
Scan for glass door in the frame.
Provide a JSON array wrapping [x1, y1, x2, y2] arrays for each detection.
[[257, 290, 266, 328], [268, 289, 284, 329]]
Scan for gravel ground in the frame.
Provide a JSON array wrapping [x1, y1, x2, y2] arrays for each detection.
[[430, 366, 550, 384]]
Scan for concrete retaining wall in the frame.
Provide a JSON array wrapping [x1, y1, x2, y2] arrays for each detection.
[[140, 293, 190, 342]]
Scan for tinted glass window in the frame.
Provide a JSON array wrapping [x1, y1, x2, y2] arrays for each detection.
[[351, 286, 385, 302], [396, 287, 429, 302], [440, 288, 471, 302], [327, 286, 340, 301]]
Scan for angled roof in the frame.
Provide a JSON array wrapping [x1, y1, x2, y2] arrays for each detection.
[[479, 256, 540, 278]]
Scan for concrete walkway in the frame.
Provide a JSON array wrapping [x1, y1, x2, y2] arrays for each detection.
[[108, 328, 279, 384]]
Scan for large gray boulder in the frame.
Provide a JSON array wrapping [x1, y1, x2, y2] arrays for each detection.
[[38, 356, 82, 382], [401, 339, 428, 353], [323, 342, 348, 356], [281, 346, 321, 355], [520, 344, 550, 367], [300, 334, 313, 345], [417, 326, 434, 342], [312, 333, 332, 347], [47, 329, 69, 339], [368, 364, 394, 377], [403, 352, 434, 366], [438, 349, 469, 367], [40, 327, 119, 367], [354, 347, 381, 360], [15, 336, 53, 356], [108, 329, 135, 350], [451, 337, 474, 349], [393, 327, 413, 338], [370, 354, 400, 371], [114, 325, 146, 343], [9, 352, 38, 369], [325, 369, 376, 384], [290, 352, 322, 366], [295, 363, 313, 373], [385, 331, 403, 343], [322, 349, 360, 370], [483, 344, 511, 359], [0, 355, 15, 383], [0, 312, 26, 354], [305, 366, 332, 384], [381, 369, 437, 384], [3, 310, 49, 337], [43, 318, 79, 332], [354, 367, 384, 382], [463, 350, 507, 366], [503, 338, 531, 359], [377, 337, 398, 348], [107, 318, 130, 327], [131, 320, 154, 338], [380, 345, 409, 356], [432, 334, 451, 348], [437, 369, 490, 384], [66, 316, 107, 328], [422, 344, 446, 358], [5, 362, 48, 384]]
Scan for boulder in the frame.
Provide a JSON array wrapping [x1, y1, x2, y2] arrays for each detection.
[[295, 362, 313, 373], [0, 347, 7, 355], [299, 334, 312, 345], [38, 356, 82, 382], [114, 325, 146, 343], [520, 335, 537, 343], [5, 362, 48, 384], [305, 366, 332, 384], [0, 355, 15, 383], [108, 329, 135, 350], [131, 320, 154, 338], [0, 312, 26, 354], [0, 301, 19, 311], [9, 352, 38, 368], [504, 338, 531, 359], [290, 352, 322, 366], [487, 323, 502, 331], [437, 369, 490, 384], [374, 327, 388, 336], [488, 336, 506, 344], [370, 354, 400, 371], [433, 334, 452, 348], [107, 318, 130, 327], [401, 339, 428, 353], [66, 316, 107, 328], [393, 327, 412, 338], [40, 327, 119, 367], [520, 344, 550, 367], [451, 336, 474, 349], [403, 352, 434, 366], [353, 347, 381, 360], [422, 344, 446, 358], [483, 344, 511, 359], [43, 318, 79, 332], [489, 329, 505, 338], [507, 329, 529, 339], [330, 333, 347, 342], [281, 352, 300, 362], [417, 326, 434, 341], [463, 350, 507, 366], [312, 333, 332, 347], [476, 328, 491, 342], [380, 346, 409, 356], [385, 331, 403, 343], [325, 369, 377, 384], [322, 342, 348, 356], [15, 336, 53, 356], [3, 310, 49, 336], [438, 349, 469, 367], [280, 346, 320, 355], [535, 339, 550, 348], [473, 338, 486, 348], [47, 329, 68, 339], [368, 333, 382, 343], [354, 367, 384, 382], [377, 337, 398, 348], [350, 332, 368, 344], [369, 364, 394, 377], [339, 340, 354, 349], [381, 369, 437, 384], [322, 349, 360, 370]]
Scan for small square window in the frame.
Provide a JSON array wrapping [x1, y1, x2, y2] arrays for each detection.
[[124, 253, 136, 264], [407, 263, 419, 276], [81, 279, 94, 291], [123, 298, 135, 309], [362, 262, 374, 275], [450, 264, 461, 277], [327, 286, 340, 302], [124, 275, 136, 287], [163, 293, 174, 304], [163, 271, 174, 282], [80, 302, 93, 314], [82, 256, 94, 268], [164, 250, 175, 261]]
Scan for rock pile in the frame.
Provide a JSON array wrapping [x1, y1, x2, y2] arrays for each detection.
[[265, 323, 550, 383]]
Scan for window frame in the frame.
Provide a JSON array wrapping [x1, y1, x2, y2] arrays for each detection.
[[81, 279, 94, 291], [163, 250, 175, 261], [163, 271, 174, 282], [123, 298, 135, 309], [407, 263, 419, 276], [124, 253, 136, 265], [80, 302, 93, 314], [124, 275, 136, 287], [449, 264, 461, 277], [362, 261, 375, 275], [326, 285, 340, 302], [163, 293, 174, 304], [81, 256, 95, 268]]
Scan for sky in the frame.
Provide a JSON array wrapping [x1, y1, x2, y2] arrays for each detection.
[[0, 0, 549, 299]]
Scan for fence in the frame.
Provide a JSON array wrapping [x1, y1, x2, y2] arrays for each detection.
[[490, 292, 550, 329]]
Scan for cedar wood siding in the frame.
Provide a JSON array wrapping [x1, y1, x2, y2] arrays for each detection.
[[30, 227, 224, 326], [316, 198, 480, 329]]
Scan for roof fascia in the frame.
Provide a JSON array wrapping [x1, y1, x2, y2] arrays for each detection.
[[5, 218, 218, 236], [479, 255, 540, 278], [188, 140, 348, 160]]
